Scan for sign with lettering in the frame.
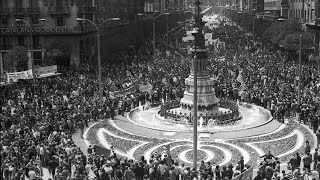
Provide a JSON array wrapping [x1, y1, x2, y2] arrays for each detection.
[[6, 65, 58, 82], [7, 70, 33, 82], [0, 26, 86, 35], [34, 65, 57, 77]]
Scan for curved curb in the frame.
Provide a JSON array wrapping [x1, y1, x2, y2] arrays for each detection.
[[218, 141, 251, 165], [144, 141, 174, 163], [126, 104, 274, 134], [245, 129, 304, 157], [178, 149, 214, 164], [97, 128, 128, 157], [200, 145, 232, 166], [227, 123, 286, 141]]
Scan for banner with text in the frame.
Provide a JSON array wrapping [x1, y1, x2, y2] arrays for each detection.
[[7, 70, 33, 83], [182, 36, 195, 42], [6, 65, 58, 82], [232, 167, 253, 180], [35, 65, 58, 76]]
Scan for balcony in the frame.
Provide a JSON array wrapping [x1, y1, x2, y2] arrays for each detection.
[[27, 7, 40, 14], [12, 8, 26, 15], [79, 6, 96, 13], [0, 8, 11, 16], [49, 7, 71, 15]]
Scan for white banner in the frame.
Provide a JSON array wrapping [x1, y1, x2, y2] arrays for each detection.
[[182, 36, 195, 42], [35, 65, 57, 76], [186, 31, 193, 36], [6, 65, 58, 82], [205, 33, 212, 40], [7, 69, 33, 82]]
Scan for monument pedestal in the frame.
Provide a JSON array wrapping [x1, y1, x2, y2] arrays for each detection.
[[180, 48, 219, 117]]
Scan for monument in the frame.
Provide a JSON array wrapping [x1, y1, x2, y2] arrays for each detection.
[[179, 7, 220, 119]]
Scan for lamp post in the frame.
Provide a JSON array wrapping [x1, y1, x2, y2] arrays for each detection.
[[15, 19, 36, 95], [138, 13, 170, 60], [76, 17, 120, 105]]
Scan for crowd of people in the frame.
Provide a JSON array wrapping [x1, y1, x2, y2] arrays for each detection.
[[1, 13, 320, 180]]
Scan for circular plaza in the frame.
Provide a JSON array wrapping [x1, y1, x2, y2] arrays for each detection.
[[85, 100, 317, 169]]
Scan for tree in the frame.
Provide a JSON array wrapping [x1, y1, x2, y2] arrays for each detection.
[[263, 19, 302, 44], [280, 32, 315, 51], [44, 39, 70, 66], [2, 53, 15, 72], [6, 46, 29, 72]]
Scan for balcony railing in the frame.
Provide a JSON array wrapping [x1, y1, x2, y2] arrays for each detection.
[[12, 8, 26, 15], [0, 8, 11, 15], [27, 7, 40, 14], [49, 7, 71, 15], [80, 6, 96, 13]]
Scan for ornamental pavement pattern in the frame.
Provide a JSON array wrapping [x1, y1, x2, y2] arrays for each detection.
[[83, 113, 317, 170]]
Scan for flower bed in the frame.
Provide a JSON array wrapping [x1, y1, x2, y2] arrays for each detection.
[[150, 141, 192, 155], [99, 120, 169, 143], [133, 142, 162, 160], [103, 132, 141, 154], [201, 146, 225, 164], [201, 142, 242, 165], [252, 134, 297, 156], [170, 145, 193, 166], [185, 150, 208, 162], [86, 123, 101, 145], [231, 142, 260, 168], [279, 122, 316, 162]]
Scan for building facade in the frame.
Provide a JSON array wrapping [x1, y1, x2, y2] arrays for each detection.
[[288, 0, 319, 21], [264, 0, 282, 17], [0, 0, 181, 74]]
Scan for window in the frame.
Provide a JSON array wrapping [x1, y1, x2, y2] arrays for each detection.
[[56, 17, 64, 26], [1, 18, 8, 27], [33, 51, 42, 66], [18, 36, 24, 46], [56, 0, 63, 7], [31, 16, 40, 25], [15, 0, 23, 8], [30, 0, 37, 7], [32, 36, 40, 49]]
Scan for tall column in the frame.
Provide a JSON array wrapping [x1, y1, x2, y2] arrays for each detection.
[[0, 52, 3, 75]]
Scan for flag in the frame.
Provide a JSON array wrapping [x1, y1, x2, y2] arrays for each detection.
[[88, 168, 96, 180], [236, 72, 247, 91], [236, 73, 244, 84]]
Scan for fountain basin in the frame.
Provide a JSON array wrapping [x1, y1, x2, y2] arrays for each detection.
[[128, 103, 273, 133]]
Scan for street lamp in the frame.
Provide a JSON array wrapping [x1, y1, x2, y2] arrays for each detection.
[[76, 17, 120, 105], [138, 13, 170, 60], [15, 18, 36, 95]]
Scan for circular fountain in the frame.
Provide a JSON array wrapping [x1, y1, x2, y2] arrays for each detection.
[[128, 101, 272, 133], [128, 42, 272, 133]]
